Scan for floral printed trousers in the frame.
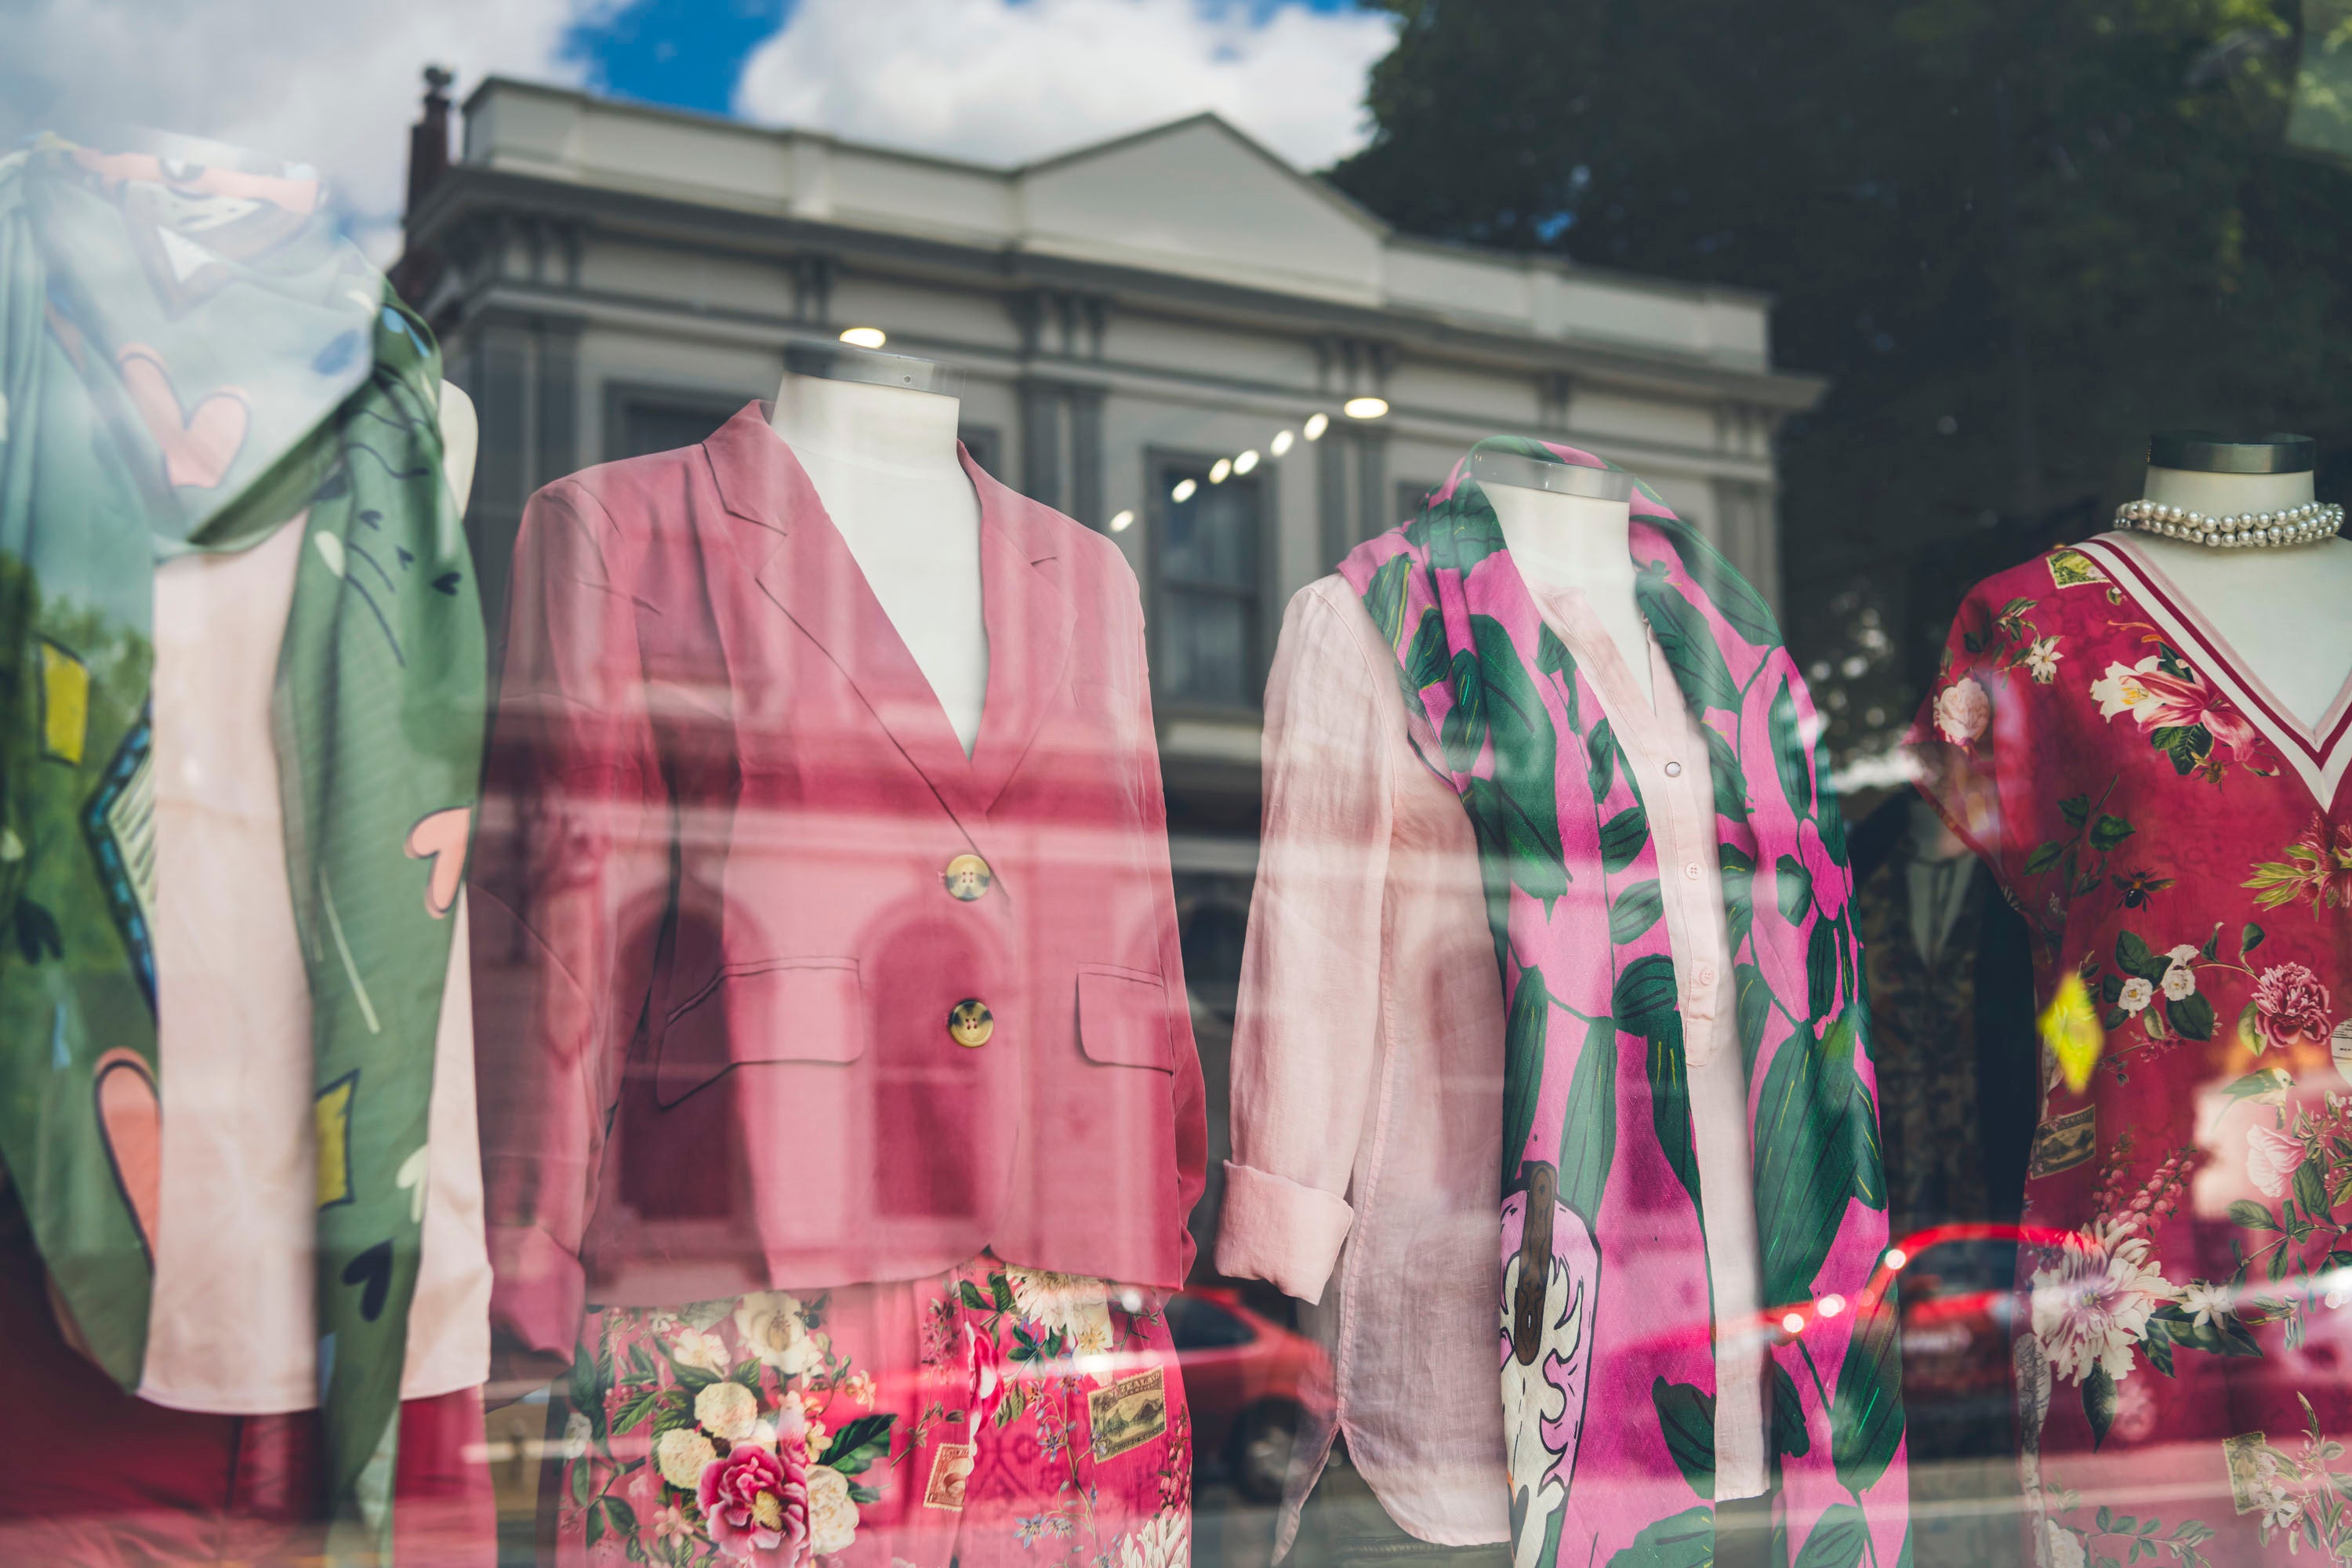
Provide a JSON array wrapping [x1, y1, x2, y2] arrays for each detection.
[[556, 1255, 1191, 1568]]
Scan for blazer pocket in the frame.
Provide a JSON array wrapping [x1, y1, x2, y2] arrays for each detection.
[[656, 957, 865, 1106], [1076, 964, 1174, 1073]]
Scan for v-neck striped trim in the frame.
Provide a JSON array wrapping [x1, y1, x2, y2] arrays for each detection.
[[2074, 535, 2352, 805]]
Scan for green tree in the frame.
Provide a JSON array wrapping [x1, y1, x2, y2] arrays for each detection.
[[1330, 0, 2352, 763]]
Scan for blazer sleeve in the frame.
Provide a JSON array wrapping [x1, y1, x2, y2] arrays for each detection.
[[470, 478, 672, 1360], [1123, 575, 1209, 1279], [1216, 583, 1396, 1304]]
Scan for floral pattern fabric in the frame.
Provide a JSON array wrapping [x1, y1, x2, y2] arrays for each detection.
[[1913, 536, 2352, 1566], [555, 1257, 1189, 1568], [1337, 437, 1908, 1568]]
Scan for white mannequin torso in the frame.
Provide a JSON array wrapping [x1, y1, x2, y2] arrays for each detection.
[[2103, 464, 2352, 728], [770, 369, 989, 753], [1488, 482, 1653, 708]]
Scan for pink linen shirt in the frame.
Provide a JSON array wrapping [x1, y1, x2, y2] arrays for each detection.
[[1218, 575, 1765, 1552]]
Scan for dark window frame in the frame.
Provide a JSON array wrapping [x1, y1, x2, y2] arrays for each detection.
[[1144, 445, 1277, 720], [1396, 478, 1443, 528], [957, 424, 1005, 481], [601, 380, 760, 465]]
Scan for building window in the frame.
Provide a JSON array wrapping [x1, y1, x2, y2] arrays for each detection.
[[1397, 478, 1441, 525], [958, 425, 1004, 479], [604, 384, 750, 463], [1150, 452, 1268, 712]]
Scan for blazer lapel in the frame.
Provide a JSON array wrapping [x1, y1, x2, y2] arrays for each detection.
[[965, 452, 1073, 811], [709, 405, 982, 817]]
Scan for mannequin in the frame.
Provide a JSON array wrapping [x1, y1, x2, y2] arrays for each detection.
[[1475, 447, 1773, 1522], [1481, 453, 1653, 707], [2110, 433, 2352, 727], [441, 382, 478, 514], [136, 373, 488, 1410], [770, 350, 988, 753]]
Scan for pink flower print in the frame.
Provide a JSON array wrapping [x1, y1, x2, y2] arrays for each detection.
[[699, 1443, 811, 1566], [2091, 656, 2276, 774], [1932, 676, 1991, 746], [2254, 963, 2334, 1051], [623, 1458, 668, 1521], [962, 1318, 1006, 1421], [2245, 1124, 2308, 1201]]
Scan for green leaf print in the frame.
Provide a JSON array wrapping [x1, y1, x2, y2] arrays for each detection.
[[1363, 554, 1411, 645], [1656, 521, 1781, 648], [612, 1386, 665, 1436], [1601, 804, 1651, 873], [1817, 794, 1850, 868], [1650, 1377, 1718, 1499], [1613, 953, 1681, 1038], [2115, 929, 2168, 983], [1831, 1288, 1905, 1496], [1720, 843, 1756, 954], [2089, 813, 2136, 852], [1503, 966, 1553, 1189], [960, 1279, 991, 1312], [2166, 993, 2216, 1040], [1771, 1357, 1812, 1457], [1647, 1014, 1704, 1221], [1806, 916, 1839, 1022], [1557, 1012, 1619, 1230], [2230, 1199, 2280, 1231], [1588, 717, 1621, 802], [1465, 778, 1570, 910], [2244, 921, 2267, 955], [1638, 565, 1742, 713], [1705, 722, 1750, 822], [1469, 615, 1566, 888], [1791, 1504, 1871, 1568], [821, 1414, 897, 1474], [1404, 608, 1450, 693], [2084, 1361, 2119, 1449], [1769, 677, 1813, 818], [991, 1272, 1016, 1311], [1734, 962, 1773, 1077], [1605, 1506, 1715, 1568], [1442, 650, 1487, 773], [1775, 855, 1815, 923], [648, 1387, 695, 1437], [2296, 1160, 2331, 1223], [1535, 622, 1582, 733], [1754, 1012, 1872, 1305], [1414, 486, 1505, 575], [1610, 879, 1666, 943]]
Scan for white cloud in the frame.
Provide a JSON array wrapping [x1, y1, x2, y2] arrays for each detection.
[[732, 0, 1396, 172], [0, 0, 602, 260]]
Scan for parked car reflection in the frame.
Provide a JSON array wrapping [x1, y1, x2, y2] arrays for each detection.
[[1167, 1287, 1327, 1504]]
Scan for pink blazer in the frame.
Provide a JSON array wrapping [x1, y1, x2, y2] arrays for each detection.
[[470, 404, 1205, 1357]]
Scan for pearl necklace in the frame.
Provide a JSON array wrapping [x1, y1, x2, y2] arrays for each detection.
[[2115, 498, 2343, 549]]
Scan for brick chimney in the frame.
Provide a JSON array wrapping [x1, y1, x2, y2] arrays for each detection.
[[405, 65, 455, 220]]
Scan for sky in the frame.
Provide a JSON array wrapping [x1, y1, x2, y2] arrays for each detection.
[[0, 0, 1396, 258]]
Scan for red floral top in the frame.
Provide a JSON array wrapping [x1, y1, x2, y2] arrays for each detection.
[[1913, 536, 2352, 1567]]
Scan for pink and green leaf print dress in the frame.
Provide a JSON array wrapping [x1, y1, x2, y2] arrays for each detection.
[[1337, 437, 1909, 1568], [1914, 537, 2352, 1566]]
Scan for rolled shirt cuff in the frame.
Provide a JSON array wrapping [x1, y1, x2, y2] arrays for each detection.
[[1214, 1160, 1355, 1305]]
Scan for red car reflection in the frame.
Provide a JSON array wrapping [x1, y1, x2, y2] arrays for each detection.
[[1167, 1287, 1328, 1503]]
